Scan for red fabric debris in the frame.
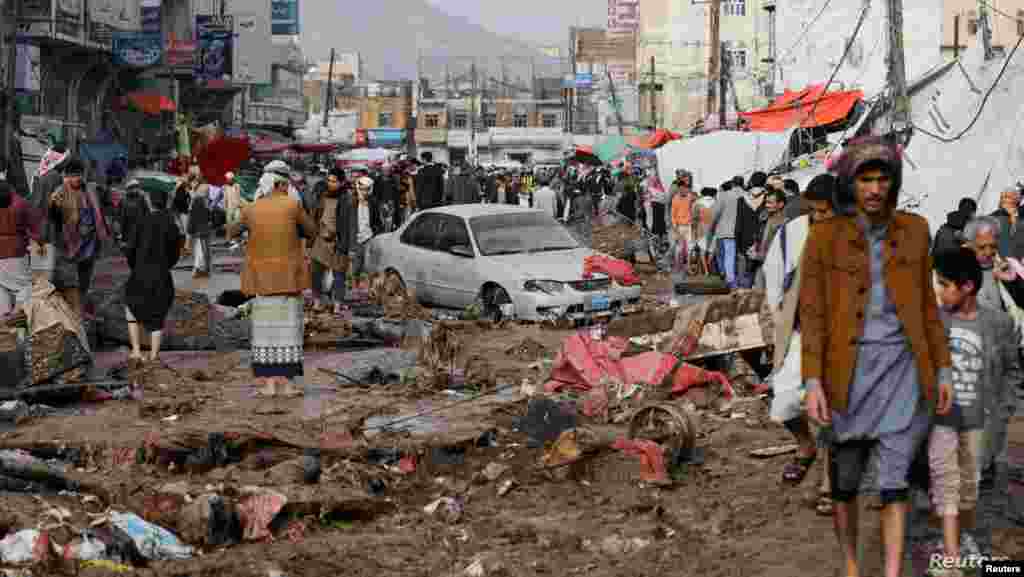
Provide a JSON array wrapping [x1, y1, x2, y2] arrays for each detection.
[[545, 335, 679, 395], [671, 364, 735, 399], [237, 489, 287, 541], [581, 385, 610, 420], [583, 255, 642, 286], [398, 455, 417, 474], [32, 531, 50, 562], [612, 438, 669, 483]]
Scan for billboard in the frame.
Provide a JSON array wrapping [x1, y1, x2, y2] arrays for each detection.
[[112, 31, 162, 67], [140, 0, 161, 34], [271, 0, 299, 35], [195, 14, 233, 81], [574, 28, 635, 63], [234, 8, 272, 84], [607, 0, 639, 33]]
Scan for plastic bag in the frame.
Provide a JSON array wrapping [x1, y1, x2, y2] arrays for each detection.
[[0, 529, 46, 564], [768, 331, 804, 423], [108, 512, 193, 560]]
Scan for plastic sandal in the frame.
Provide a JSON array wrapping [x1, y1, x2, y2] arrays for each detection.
[[782, 455, 816, 483]]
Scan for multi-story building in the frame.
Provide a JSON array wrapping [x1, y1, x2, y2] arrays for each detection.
[[637, 0, 771, 132], [414, 77, 566, 166], [942, 0, 1024, 60], [245, 40, 306, 135]]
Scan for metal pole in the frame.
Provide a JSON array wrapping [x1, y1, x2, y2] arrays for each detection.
[[323, 47, 334, 128], [2, 0, 20, 166], [707, 0, 721, 121], [607, 69, 624, 136]]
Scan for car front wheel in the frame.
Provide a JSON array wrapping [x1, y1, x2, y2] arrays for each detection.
[[475, 285, 511, 322]]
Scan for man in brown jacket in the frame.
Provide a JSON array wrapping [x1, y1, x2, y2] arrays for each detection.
[[800, 136, 953, 577]]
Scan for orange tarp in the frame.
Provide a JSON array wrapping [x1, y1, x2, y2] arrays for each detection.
[[739, 84, 862, 132]]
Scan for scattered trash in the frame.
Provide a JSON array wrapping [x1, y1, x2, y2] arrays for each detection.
[[515, 398, 576, 448], [397, 455, 417, 474], [588, 534, 652, 556], [612, 438, 670, 485], [108, 512, 193, 560], [464, 558, 486, 577], [366, 478, 386, 496], [302, 449, 322, 484], [0, 449, 80, 493], [542, 430, 581, 469], [476, 429, 498, 448], [0, 530, 47, 564], [423, 497, 463, 523], [749, 444, 799, 458], [430, 446, 465, 466], [177, 494, 243, 547], [497, 479, 516, 496], [80, 559, 132, 572], [236, 487, 287, 541]]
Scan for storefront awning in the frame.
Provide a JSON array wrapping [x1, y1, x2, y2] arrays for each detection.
[[120, 92, 176, 116], [739, 84, 863, 132]]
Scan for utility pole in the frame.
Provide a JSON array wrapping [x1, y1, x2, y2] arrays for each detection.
[[323, 47, 335, 129], [607, 69, 624, 136], [954, 13, 960, 59], [649, 56, 657, 128], [2, 0, 21, 167], [884, 0, 910, 135], [762, 2, 777, 99], [978, 0, 994, 60], [719, 42, 729, 129], [470, 59, 478, 164], [707, 0, 722, 121]]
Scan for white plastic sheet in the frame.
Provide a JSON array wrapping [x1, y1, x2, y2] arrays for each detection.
[[655, 129, 795, 192]]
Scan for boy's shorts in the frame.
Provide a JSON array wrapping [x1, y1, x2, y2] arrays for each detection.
[[830, 429, 923, 505], [928, 425, 982, 517]]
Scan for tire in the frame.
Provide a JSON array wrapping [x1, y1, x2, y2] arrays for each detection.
[[475, 285, 511, 322]]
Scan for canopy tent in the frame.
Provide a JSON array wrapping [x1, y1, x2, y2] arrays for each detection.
[[336, 148, 396, 166], [739, 85, 862, 132], [197, 137, 251, 186]]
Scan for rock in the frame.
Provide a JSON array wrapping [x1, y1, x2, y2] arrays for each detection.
[[177, 494, 242, 547], [423, 497, 463, 523], [497, 479, 516, 496], [158, 481, 192, 498], [591, 535, 652, 556], [264, 458, 308, 486]]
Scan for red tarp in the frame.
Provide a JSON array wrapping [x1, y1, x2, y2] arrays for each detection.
[[630, 129, 682, 150], [583, 255, 641, 286], [739, 84, 863, 132], [197, 137, 251, 186], [120, 92, 176, 115]]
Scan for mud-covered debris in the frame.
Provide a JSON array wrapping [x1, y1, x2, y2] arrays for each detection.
[[749, 444, 799, 458], [505, 338, 548, 361], [497, 479, 516, 496], [480, 462, 508, 482], [423, 497, 463, 523]]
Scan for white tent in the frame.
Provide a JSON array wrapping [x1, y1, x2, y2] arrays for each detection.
[[655, 129, 795, 192]]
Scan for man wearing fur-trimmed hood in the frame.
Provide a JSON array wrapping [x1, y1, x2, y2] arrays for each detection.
[[800, 135, 953, 577]]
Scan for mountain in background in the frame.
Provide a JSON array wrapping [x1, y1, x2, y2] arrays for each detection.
[[300, 0, 564, 82]]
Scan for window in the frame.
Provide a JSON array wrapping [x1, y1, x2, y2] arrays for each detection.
[[1018, 10, 1024, 36], [542, 113, 559, 128], [724, 0, 745, 16], [424, 113, 440, 128], [453, 112, 468, 129], [400, 214, 443, 250], [484, 113, 496, 128], [968, 11, 978, 36], [378, 112, 393, 127], [730, 48, 748, 69], [513, 113, 529, 128], [470, 212, 577, 256], [436, 216, 473, 254]]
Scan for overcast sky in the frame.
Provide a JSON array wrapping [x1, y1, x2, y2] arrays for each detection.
[[425, 0, 607, 48]]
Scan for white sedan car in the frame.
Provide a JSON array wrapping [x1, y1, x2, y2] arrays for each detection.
[[363, 204, 643, 322]]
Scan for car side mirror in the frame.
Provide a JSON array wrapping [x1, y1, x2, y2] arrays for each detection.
[[450, 244, 474, 258]]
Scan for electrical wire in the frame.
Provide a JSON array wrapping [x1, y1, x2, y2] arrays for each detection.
[[775, 0, 834, 65], [807, 0, 872, 123], [910, 32, 1024, 143], [978, 0, 1023, 24]]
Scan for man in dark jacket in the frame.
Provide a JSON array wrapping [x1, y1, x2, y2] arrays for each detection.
[[932, 198, 977, 255], [414, 152, 445, 210], [990, 187, 1024, 258]]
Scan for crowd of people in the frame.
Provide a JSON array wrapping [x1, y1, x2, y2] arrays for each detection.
[[1, 137, 1021, 575]]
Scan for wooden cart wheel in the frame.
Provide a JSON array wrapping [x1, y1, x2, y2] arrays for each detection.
[[628, 403, 698, 456]]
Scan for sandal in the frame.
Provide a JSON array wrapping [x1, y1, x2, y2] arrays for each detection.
[[782, 454, 816, 484], [815, 496, 834, 516]]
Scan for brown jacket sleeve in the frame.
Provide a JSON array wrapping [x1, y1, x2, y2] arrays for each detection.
[[296, 200, 317, 240], [799, 222, 828, 391]]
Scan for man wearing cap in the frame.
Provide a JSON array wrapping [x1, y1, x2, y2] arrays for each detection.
[[800, 136, 953, 577]]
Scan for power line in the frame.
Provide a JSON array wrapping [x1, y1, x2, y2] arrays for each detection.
[[978, 0, 1023, 24], [807, 0, 871, 122], [775, 0, 834, 64], [910, 32, 1024, 143]]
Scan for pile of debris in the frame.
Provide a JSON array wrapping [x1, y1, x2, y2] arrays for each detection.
[[368, 272, 432, 321], [592, 223, 639, 260]]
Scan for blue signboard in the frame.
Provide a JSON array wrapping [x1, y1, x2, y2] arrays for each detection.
[[271, 0, 300, 35], [112, 32, 163, 67], [196, 15, 233, 81], [368, 129, 405, 147], [575, 73, 593, 88]]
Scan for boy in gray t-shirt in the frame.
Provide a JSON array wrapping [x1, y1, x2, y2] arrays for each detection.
[[931, 247, 1021, 575]]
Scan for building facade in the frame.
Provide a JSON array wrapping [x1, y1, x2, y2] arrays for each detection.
[[942, 0, 1024, 60], [636, 0, 771, 132], [415, 79, 566, 166]]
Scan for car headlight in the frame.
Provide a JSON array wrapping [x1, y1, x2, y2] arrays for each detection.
[[524, 279, 565, 295]]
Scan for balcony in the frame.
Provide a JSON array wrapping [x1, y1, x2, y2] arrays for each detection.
[[415, 128, 448, 145]]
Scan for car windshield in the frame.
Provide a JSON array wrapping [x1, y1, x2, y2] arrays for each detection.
[[470, 212, 579, 256]]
